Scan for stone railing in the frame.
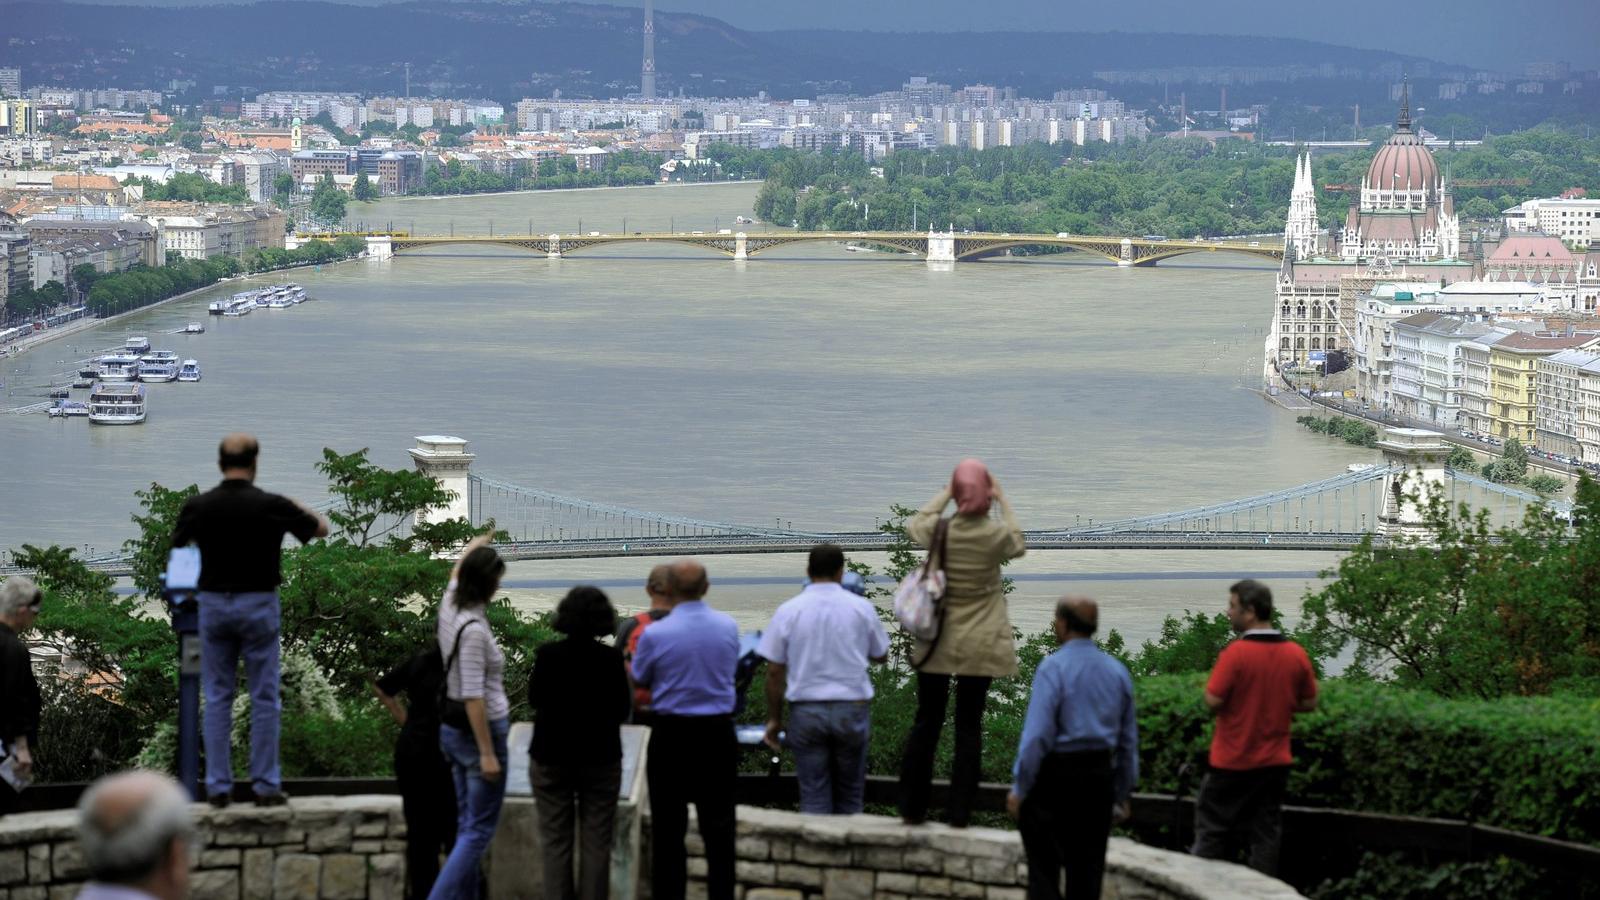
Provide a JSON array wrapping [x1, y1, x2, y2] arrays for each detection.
[[0, 795, 405, 899], [664, 806, 1305, 900]]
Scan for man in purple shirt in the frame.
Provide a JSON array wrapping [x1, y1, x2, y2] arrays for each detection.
[[631, 559, 740, 900]]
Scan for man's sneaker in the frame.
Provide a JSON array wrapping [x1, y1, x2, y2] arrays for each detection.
[[253, 791, 289, 808], [206, 793, 231, 809]]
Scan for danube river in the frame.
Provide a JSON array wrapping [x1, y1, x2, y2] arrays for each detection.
[[1, 182, 1378, 643]]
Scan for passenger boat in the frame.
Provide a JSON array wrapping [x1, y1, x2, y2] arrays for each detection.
[[184, 322, 206, 334], [71, 377, 94, 389], [264, 290, 295, 309], [137, 359, 178, 383], [77, 365, 99, 379], [208, 300, 228, 315], [177, 360, 202, 382], [124, 336, 151, 354], [49, 400, 89, 418], [284, 283, 307, 304], [96, 354, 142, 381], [222, 297, 253, 317], [87, 382, 146, 425]]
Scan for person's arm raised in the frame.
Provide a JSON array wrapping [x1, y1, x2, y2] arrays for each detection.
[[450, 530, 496, 583]]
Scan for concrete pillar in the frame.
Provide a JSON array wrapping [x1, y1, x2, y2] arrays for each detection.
[[926, 228, 956, 264], [547, 233, 561, 259], [408, 435, 476, 526], [364, 235, 392, 260], [734, 231, 748, 261], [1376, 427, 1449, 539], [1118, 238, 1134, 267]]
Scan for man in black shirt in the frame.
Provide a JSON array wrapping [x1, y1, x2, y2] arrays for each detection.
[[374, 650, 457, 899], [0, 576, 43, 817], [171, 433, 328, 808]]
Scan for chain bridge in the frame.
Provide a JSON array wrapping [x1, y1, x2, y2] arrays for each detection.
[[1, 431, 1567, 579], [350, 230, 1284, 267]]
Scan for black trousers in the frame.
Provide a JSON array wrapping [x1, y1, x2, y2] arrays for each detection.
[[395, 737, 457, 900], [646, 714, 736, 900], [897, 673, 993, 826], [531, 759, 622, 900], [1019, 751, 1114, 900], [1191, 766, 1290, 875]]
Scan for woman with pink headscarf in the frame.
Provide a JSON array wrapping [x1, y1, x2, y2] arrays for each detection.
[[898, 458, 1026, 827]]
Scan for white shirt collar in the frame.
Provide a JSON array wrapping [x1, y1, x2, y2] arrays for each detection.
[[1242, 627, 1281, 636]]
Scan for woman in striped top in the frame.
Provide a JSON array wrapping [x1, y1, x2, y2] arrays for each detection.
[[430, 533, 509, 900]]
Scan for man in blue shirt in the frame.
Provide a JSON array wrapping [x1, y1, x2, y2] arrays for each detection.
[[1007, 598, 1138, 900], [631, 559, 740, 900]]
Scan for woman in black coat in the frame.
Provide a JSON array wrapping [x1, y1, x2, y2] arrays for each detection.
[[528, 586, 631, 900]]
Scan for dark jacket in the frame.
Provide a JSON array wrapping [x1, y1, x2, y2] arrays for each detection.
[[528, 637, 630, 767], [0, 623, 40, 750]]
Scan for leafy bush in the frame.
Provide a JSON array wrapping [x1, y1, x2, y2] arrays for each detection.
[[1133, 676, 1600, 845], [1299, 475, 1600, 698], [1296, 415, 1377, 447], [1312, 852, 1542, 899]]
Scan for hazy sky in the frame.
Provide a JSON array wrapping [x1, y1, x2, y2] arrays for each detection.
[[588, 0, 1600, 70]]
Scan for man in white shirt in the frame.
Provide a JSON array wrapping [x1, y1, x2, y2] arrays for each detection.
[[759, 544, 890, 814]]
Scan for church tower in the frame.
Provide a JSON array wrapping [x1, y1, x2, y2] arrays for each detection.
[[1285, 150, 1321, 260]]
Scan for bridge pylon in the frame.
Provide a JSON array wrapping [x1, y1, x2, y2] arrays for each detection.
[[547, 234, 562, 259], [735, 232, 748, 261], [926, 228, 956, 265], [1118, 238, 1134, 267], [1376, 427, 1449, 539], [409, 435, 476, 526]]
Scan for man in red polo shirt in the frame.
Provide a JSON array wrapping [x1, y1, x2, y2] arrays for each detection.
[[1192, 579, 1317, 875]]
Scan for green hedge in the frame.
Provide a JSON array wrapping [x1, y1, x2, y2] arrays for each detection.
[[1132, 676, 1600, 844], [747, 661, 1600, 845]]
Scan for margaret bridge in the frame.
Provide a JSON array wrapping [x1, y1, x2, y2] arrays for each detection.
[[314, 229, 1285, 267], [2, 431, 1569, 580]]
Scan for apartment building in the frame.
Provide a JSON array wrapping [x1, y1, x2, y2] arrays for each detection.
[[1534, 348, 1600, 458]]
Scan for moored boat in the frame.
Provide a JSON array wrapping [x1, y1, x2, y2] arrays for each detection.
[[185, 322, 206, 334], [177, 360, 202, 382], [137, 360, 178, 383], [124, 335, 151, 354], [87, 382, 146, 425], [96, 354, 142, 381]]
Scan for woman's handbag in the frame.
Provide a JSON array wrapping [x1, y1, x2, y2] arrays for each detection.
[[893, 517, 951, 643], [436, 618, 482, 731]]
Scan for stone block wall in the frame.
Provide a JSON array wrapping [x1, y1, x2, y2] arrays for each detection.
[[0, 795, 407, 900], [664, 806, 1305, 900]]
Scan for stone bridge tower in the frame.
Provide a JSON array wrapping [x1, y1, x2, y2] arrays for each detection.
[[409, 435, 476, 526]]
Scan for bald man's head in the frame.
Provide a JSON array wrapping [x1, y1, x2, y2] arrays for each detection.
[[667, 559, 708, 602], [218, 433, 260, 477], [645, 564, 673, 608], [1055, 597, 1099, 639], [77, 770, 193, 895]]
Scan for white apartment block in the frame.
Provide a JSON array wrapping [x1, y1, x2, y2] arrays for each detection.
[[1577, 358, 1600, 464], [1534, 348, 1600, 458], [1389, 313, 1499, 427], [1459, 331, 1514, 434], [1505, 196, 1600, 249]]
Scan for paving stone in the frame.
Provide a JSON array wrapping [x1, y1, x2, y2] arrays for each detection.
[[320, 853, 367, 899], [852, 846, 902, 869], [47, 883, 82, 900], [942, 856, 971, 879], [952, 880, 987, 898], [793, 843, 851, 866], [191, 868, 241, 899], [27, 844, 49, 883], [821, 867, 874, 900], [901, 846, 944, 873], [769, 839, 794, 862], [735, 860, 776, 884], [11, 885, 48, 900], [984, 887, 1026, 900], [272, 853, 320, 900], [200, 848, 243, 868], [775, 863, 822, 888], [48, 843, 84, 882], [306, 824, 353, 853], [736, 837, 770, 860], [745, 890, 805, 900], [351, 840, 384, 854], [917, 875, 954, 896], [876, 871, 919, 893], [369, 853, 405, 900], [970, 856, 1018, 884], [0, 848, 27, 885], [242, 847, 274, 900], [353, 823, 388, 839]]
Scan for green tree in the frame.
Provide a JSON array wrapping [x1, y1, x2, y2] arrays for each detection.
[[1493, 438, 1530, 483], [1527, 473, 1565, 495], [309, 174, 348, 224], [273, 172, 296, 203], [1298, 474, 1600, 697], [352, 170, 378, 201], [1446, 445, 1479, 473]]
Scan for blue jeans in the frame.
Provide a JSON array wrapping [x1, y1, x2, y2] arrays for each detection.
[[430, 718, 510, 900], [788, 700, 872, 814], [199, 590, 281, 798]]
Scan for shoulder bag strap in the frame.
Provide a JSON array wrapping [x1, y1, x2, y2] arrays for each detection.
[[912, 517, 953, 670], [443, 617, 483, 678]]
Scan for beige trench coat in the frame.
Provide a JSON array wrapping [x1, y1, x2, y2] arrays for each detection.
[[905, 487, 1026, 677]]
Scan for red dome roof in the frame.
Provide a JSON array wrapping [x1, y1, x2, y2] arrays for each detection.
[[1367, 129, 1438, 194]]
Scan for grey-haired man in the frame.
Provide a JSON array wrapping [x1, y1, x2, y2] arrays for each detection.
[[0, 575, 43, 818], [75, 770, 194, 900]]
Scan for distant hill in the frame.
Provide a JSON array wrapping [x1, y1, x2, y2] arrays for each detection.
[[1, 0, 1438, 102]]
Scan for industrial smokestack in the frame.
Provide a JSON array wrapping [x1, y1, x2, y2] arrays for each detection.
[[641, 0, 657, 100]]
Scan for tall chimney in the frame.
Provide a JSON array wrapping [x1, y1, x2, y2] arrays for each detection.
[[1220, 86, 1227, 122], [641, 0, 657, 100], [1354, 103, 1360, 139]]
